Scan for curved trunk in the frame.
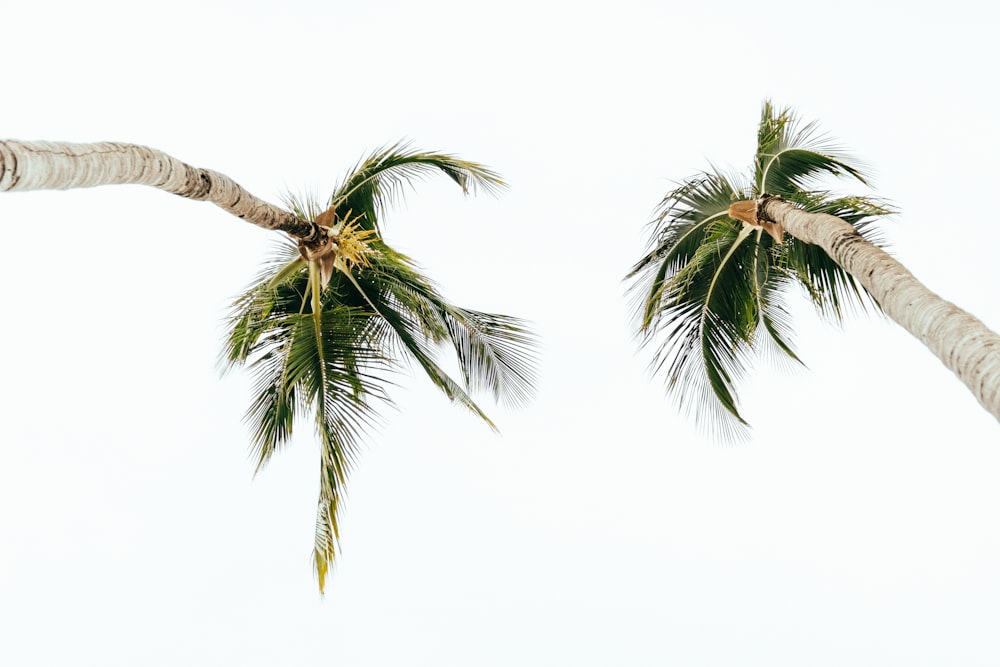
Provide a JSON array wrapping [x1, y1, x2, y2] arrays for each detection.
[[0, 140, 321, 242], [760, 196, 1000, 422]]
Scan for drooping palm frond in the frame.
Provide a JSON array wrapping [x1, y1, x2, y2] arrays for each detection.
[[221, 145, 535, 593], [629, 172, 746, 332], [643, 209, 762, 439], [327, 142, 506, 234], [363, 245, 538, 408], [225, 259, 392, 593], [627, 170, 771, 439], [628, 101, 892, 440], [235, 305, 387, 470]]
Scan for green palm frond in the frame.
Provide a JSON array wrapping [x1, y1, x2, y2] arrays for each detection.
[[628, 173, 745, 331], [226, 256, 390, 595], [220, 145, 535, 593], [338, 258, 498, 430], [756, 266, 802, 366], [755, 100, 870, 196], [328, 142, 506, 234], [628, 101, 893, 439], [440, 308, 539, 408], [225, 257, 390, 472], [365, 246, 539, 408]]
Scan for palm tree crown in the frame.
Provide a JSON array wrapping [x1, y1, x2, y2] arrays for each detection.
[[222, 144, 538, 592], [627, 102, 893, 440]]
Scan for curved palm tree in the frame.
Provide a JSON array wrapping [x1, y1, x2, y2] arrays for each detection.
[[221, 144, 537, 591], [0, 139, 537, 592], [628, 101, 1000, 440]]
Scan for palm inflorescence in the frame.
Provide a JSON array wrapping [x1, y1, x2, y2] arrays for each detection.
[[222, 144, 538, 592], [627, 102, 893, 441]]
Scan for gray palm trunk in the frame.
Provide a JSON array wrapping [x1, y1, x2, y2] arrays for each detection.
[[0, 139, 322, 243], [759, 195, 1000, 422]]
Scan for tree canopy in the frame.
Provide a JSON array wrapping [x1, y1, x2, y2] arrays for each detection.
[[627, 102, 893, 440], [221, 144, 538, 591]]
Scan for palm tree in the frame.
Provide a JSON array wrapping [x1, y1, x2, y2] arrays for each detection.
[[0, 139, 538, 591], [628, 101, 1000, 440], [222, 145, 537, 591]]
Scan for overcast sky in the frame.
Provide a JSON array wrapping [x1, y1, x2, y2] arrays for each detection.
[[2, 1, 1000, 665]]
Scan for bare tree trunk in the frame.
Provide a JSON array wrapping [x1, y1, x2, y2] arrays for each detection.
[[760, 196, 1000, 422], [0, 140, 321, 242]]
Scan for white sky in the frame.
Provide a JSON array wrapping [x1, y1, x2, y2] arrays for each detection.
[[2, 1, 1000, 664]]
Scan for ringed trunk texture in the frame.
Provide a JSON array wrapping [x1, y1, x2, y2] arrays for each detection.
[[0, 140, 321, 242], [760, 196, 1000, 423]]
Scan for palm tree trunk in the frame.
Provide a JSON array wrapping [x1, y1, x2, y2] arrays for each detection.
[[0, 140, 321, 241], [760, 195, 1000, 422]]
